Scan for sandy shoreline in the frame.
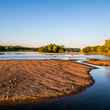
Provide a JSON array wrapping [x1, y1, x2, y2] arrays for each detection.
[[0, 60, 94, 105], [87, 60, 110, 66]]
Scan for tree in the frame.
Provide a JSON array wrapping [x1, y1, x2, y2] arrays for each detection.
[[37, 44, 65, 53], [82, 47, 91, 54], [82, 40, 110, 55], [47, 44, 53, 52], [53, 44, 58, 53]]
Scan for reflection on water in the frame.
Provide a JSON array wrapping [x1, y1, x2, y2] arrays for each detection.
[[105, 68, 110, 79], [0, 52, 5, 55]]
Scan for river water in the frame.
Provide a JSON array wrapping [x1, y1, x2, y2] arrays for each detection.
[[0, 52, 110, 60], [0, 52, 110, 110]]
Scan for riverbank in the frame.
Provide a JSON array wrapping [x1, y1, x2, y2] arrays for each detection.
[[87, 60, 110, 66], [0, 60, 94, 105]]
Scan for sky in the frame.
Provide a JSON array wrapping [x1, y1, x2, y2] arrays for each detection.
[[0, 0, 110, 48]]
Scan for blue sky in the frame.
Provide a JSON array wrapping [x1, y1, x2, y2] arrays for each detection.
[[0, 0, 110, 48]]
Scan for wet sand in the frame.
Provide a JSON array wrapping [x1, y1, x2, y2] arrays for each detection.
[[0, 60, 94, 105]]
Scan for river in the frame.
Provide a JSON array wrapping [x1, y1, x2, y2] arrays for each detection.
[[0, 52, 110, 110], [0, 52, 110, 60]]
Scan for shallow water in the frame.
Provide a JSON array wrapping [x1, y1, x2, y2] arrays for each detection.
[[0, 52, 110, 60]]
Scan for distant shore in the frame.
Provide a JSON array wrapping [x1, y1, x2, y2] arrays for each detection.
[[0, 60, 94, 105]]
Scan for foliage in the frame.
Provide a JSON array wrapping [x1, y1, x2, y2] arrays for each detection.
[[82, 40, 110, 55], [0, 46, 36, 52], [38, 44, 65, 53], [0, 44, 80, 53], [65, 48, 81, 52]]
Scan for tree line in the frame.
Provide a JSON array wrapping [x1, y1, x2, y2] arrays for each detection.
[[0, 44, 81, 53], [82, 40, 110, 55], [37, 44, 81, 53], [0, 46, 36, 52]]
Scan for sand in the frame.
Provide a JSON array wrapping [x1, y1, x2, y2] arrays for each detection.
[[87, 60, 110, 66], [0, 60, 94, 105]]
